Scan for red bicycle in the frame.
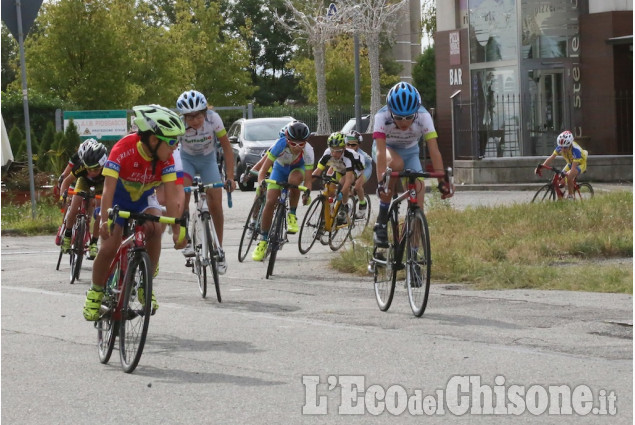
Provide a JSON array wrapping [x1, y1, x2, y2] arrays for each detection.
[[56, 188, 101, 284], [532, 164, 594, 202], [96, 206, 186, 373]]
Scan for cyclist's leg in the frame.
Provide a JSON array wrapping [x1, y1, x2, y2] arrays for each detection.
[[140, 195, 164, 272], [372, 145, 403, 246], [398, 144, 426, 209], [197, 151, 224, 244], [287, 167, 304, 233], [566, 163, 580, 196]]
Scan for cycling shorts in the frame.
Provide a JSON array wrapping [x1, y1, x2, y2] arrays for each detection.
[[110, 192, 161, 227], [74, 176, 104, 194], [180, 149, 221, 185], [564, 162, 585, 174], [372, 142, 423, 173], [269, 162, 305, 189]]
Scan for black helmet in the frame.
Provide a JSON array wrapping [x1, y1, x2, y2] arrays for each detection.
[[80, 139, 108, 168], [285, 121, 310, 141]]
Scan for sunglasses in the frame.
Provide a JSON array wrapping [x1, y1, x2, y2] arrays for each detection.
[[85, 164, 102, 170], [287, 140, 306, 148], [156, 135, 179, 147], [392, 113, 416, 121], [331, 148, 344, 153], [346, 143, 358, 147]]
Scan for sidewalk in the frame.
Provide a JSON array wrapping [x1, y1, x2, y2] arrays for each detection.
[[454, 181, 633, 192]]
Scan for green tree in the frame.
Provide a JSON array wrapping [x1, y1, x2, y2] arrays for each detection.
[[38, 122, 56, 172], [8, 126, 24, 160], [63, 120, 81, 163], [412, 46, 436, 108], [1, 23, 18, 92], [48, 131, 69, 175]]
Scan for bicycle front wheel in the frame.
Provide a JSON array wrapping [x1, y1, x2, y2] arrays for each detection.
[[575, 183, 594, 200], [298, 196, 324, 254], [373, 206, 398, 311], [406, 209, 432, 317], [97, 318, 119, 364], [205, 218, 222, 302], [70, 217, 86, 284], [350, 194, 372, 239], [192, 215, 207, 298], [531, 184, 556, 203], [119, 250, 152, 373], [329, 200, 353, 251], [238, 197, 262, 262], [267, 204, 286, 279]]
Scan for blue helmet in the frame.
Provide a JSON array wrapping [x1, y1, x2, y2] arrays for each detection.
[[386, 82, 421, 116]]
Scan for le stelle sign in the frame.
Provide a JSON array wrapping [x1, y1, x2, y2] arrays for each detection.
[[63, 110, 128, 142]]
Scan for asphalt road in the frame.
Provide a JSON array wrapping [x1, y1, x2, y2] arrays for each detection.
[[2, 189, 632, 424]]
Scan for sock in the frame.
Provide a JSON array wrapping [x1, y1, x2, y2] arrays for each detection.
[[377, 201, 390, 224], [289, 208, 297, 215], [261, 232, 269, 242], [90, 236, 98, 244], [90, 284, 103, 292]]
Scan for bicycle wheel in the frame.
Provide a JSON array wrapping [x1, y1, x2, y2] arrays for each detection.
[[55, 222, 66, 271], [191, 215, 207, 298], [266, 204, 286, 279], [406, 209, 432, 317], [70, 217, 85, 284], [373, 206, 398, 311], [575, 183, 594, 200], [298, 196, 324, 254], [531, 184, 556, 203], [98, 262, 121, 364], [205, 218, 222, 302], [238, 197, 262, 262], [329, 200, 353, 251], [350, 194, 372, 239], [119, 250, 152, 373]]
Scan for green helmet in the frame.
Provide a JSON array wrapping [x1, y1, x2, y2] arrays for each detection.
[[133, 105, 185, 138], [327, 132, 346, 148]]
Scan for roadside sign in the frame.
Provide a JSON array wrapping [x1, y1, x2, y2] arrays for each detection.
[[63, 110, 128, 142], [327, 3, 337, 18]]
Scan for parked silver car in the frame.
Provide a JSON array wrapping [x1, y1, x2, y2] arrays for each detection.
[[227, 117, 295, 191]]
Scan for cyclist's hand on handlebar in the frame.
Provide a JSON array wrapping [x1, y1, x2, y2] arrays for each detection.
[[302, 189, 311, 206], [225, 179, 236, 193], [535, 164, 543, 176], [173, 225, 187, 249], [438, 180, 454, 200]]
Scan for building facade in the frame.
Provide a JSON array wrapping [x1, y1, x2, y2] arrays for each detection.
[[434, 0, 632, 164]]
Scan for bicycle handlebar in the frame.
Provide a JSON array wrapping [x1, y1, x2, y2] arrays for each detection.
[[380, 167, 453, 192], [183, 181, 232, 208], [536, 163, 566, 176], [107, 207, 187, 243], [68, 188, 102, 200], [264, 178, 309, 193]]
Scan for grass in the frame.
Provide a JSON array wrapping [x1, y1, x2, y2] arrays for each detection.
[[1, 198, 61, 235], [332, 191, 633, 294]]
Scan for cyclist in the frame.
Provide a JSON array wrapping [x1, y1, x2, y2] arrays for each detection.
[[312, 131, 364, 225], [176, 90, 236, 274], [345, 130, 373, 219], [252, 121, 314, 261], [373, 81, 453, 248], [535, 130, 588, 200], [82, 105, 186, 321], [58, 139, 108, 259]]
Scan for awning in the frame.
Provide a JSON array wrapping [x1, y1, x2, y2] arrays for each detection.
[[606, 35, 633, 45]]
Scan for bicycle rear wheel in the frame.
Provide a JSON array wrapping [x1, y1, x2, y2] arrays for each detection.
[[531, 184, 556, 202], [191, 215, 207, 298], [70, 217, 86, 284], [238, 197, 262, 262], [205, 219, 222, 302], [350, 194, 372, 239], [119, 251, 152, 373], [98, 262, 121, 364], [575, 183, 594, 200], [373, 207, 398, 311], [298, 196, 324, 254], [406, 209, 432, 317], [266, 204, 286, 279], [329, 200, 353, 251]]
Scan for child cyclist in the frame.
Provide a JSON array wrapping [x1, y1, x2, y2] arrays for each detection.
[[175, 90, 236, 274], [58, 139, 108, 259], [252, 121, 314, 261], [535, 130, 588, 200], [312, 131, 364, 225], [345, 130, 373, 219], [373, 81, 454, 248], [82, 105, 186, 321]]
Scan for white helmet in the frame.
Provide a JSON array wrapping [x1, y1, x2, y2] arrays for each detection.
[[556, 130, 574, 148], [176, 90, 208, 114]]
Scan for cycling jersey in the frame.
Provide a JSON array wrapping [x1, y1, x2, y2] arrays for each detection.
[[553, 141, 588, 172], [317, 147, 364, 176], [172, 147, 184, 186], [372, 105, 438, 149], [178, 110, 227, 156], [70, 163, 105, 186], [103, 133, 176, 204]]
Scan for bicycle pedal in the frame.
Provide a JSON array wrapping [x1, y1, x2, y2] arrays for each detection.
[[185, 259, 193, 268]]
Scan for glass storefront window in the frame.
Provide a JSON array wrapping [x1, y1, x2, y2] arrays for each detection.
[[469, 0, 518, 63], [521, 0, 580, 59]]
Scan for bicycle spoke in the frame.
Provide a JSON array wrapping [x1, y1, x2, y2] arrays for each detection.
[[373, 210, 398, 312], [298, 197, 323, 254], [406, 210, 431, 317]]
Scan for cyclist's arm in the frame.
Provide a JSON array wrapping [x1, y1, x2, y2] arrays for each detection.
[[374, 136, 387, 181], [162, 180, 184, 243], [542, 153, 557, 168], [303, 167, 313, 192], [218, 133, 235, 189], [426, 138, 445, 182], [258, 157, 274, 185], [98, 175, 117, 240], [59, 173, 77, 198], [340, 170, 354, 195]]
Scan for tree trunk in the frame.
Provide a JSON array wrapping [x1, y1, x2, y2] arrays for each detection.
[[313, 41, 331, 135], [365, 32, 382, 131]]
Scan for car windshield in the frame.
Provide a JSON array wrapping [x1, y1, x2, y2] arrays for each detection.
[[244, 121, 290, 141]]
